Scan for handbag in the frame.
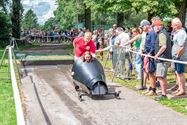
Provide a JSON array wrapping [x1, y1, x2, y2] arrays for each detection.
[[148, 58, 156, 73]]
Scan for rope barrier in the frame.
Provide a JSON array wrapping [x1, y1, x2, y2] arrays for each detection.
[[17, 34, 79, 40], [96, 45, 187, 65], [96, 45, 112, 52], [126, 48, 187, 65]]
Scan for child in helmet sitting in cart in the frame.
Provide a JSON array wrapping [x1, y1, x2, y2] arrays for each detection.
[[83, 51, 93, 62]]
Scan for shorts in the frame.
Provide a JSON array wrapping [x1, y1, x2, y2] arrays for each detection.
[[174, 63, 185, 74], [173, 57, 185, 74], [156, 63, 169, 78]]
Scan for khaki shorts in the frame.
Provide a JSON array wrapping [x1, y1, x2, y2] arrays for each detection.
[[156, 63, 169, 78]]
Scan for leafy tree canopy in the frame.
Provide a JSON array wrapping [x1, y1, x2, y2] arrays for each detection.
[[21, 9, 39, 30]]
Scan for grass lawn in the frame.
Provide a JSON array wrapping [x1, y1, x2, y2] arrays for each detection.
[[0, 48, 16, 125], [99, 52, 187, 116]]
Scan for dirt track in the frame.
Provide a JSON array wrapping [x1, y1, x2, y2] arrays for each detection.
[[21, 64, 187, 125]]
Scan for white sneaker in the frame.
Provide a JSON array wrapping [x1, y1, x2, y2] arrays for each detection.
[[136, 76, 141, 80]]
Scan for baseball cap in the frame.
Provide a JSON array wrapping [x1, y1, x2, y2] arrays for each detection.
[[140, 19, 150, 27]]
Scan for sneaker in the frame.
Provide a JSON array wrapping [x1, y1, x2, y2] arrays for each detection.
[[138, 86, 147, 90], [120, 75, 129, 79], [136, 76, 141, 80], [116, 74, 121, 78], [155, 81, 160, 87], [154, 95, 167, 101], [146, 91, 157, 96], [143, 89, 150, 94], [172, 89, 179, 95], [110, 69, 114, 72], [170, 84, 179, 91]]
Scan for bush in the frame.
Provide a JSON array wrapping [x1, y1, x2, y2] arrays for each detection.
[[0, 11, 11, 47]]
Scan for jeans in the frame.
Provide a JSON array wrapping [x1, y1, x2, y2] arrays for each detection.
[[135, 48, 142, 74]]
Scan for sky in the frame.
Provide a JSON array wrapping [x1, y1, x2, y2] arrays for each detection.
[[21, 0, 57, 25]]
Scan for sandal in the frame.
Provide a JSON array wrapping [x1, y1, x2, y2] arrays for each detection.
[[175, 91, 185, 96], [172, 89, 180, 95]]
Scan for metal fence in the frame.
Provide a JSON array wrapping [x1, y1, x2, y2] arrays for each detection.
[[0, 45, 25, 125]]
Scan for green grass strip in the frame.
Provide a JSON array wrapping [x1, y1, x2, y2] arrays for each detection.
[[0, 49, 16, 125]]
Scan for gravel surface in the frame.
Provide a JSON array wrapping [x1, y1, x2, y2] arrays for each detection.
[[21, 65, 187, 125]]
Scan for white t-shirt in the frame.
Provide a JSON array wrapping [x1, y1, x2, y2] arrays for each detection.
[[172, 28, 187, 60], [115, 32, 130, 53], [115, 32, 130, 47], [109, 37, 113, 52], [139, 32, 147, 52]]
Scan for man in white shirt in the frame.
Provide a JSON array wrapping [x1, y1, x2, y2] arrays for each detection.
[[114, 27, 130, 78], [171, 18, 187, 96]]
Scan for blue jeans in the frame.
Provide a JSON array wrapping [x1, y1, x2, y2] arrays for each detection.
[[135, 48, 142, 73]]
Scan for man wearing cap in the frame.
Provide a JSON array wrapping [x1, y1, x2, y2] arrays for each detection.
[[138, 20, 150, 90], [153, 19, 172, 100], [140, 19, 157, 96]]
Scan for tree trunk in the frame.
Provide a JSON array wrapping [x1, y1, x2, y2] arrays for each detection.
[[177, 0, 187, 26], [11, 0, 21, 38], [84, 5, 91, 31], [117, 13, 124, 27], [147, 13, 154, 23]]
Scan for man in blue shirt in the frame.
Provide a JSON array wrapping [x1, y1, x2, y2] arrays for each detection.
[[141, 19, 157, 96]]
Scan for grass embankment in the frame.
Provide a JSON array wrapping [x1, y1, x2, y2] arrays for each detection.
[[0, 48, 16, 125], [99, 52, 187, 115]]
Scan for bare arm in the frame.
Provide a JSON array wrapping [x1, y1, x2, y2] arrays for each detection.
[[124, 35, 139, 46], [155, 45, 166, 57], [176, 46, 184, 58]]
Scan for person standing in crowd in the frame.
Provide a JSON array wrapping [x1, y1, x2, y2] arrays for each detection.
[[73, 32, 96, 60], [115, 27, 130, 79], [124, 28, 142, 80], [78, 28, 84, 37], [99, 37, 104, 61], [108, 28, 117, 71], [113, 24, 117, 31], [139, 20, 151, 90], [141, 19, 157, 96], [153, 19, 172, 100], [171, 18, 187, 96], [92, 30, 98, 47], [166, 21, 173, 37]]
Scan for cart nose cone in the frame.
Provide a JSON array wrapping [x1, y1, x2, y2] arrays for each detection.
[[91, 82, 107, 95]]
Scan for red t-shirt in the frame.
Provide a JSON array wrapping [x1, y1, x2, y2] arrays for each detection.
[[73, 37, 96, 57]]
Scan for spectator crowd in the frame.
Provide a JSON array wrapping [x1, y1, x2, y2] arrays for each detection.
[[90, 17, 187, 100]]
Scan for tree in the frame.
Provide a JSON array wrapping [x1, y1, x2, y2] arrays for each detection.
[[11, 0, 22, 38], [130, 0, 178, 20], [83, 0, 132, 27], [54, 0, 84, 29], [54, 0, 187, 30], [0, 11, 11, 47], [0, 0, 11, 47], [22, 9, 39, 29], [43, 17, 57, 30], [84, 4, 91, 30], [0, 0, 9, 13], [172, 0, 187, 26]]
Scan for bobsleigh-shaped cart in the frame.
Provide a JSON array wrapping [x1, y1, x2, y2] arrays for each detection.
[[72, 58, 121, 101]]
